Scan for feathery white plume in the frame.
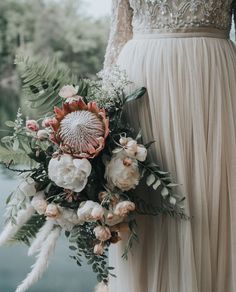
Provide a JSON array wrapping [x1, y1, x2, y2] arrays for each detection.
[[16, 227, 61, 292], [28, 220, 54, 256], [94, 282, 109, 292], [0, 206, 35, 246]]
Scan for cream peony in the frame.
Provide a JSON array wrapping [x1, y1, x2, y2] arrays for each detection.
[[31, 192, 48, 215], [48, 154, 92, 192], [114, 201, 135, 217], [105, 153, 140, 191], [18, 177, 36, 197], [45, 204, 61, 219], [77, 201, 104, 221], [94, 226, 111, 241], [59, 85, 78, 99]]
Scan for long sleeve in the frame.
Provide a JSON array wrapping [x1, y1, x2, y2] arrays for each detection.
[[104, 0, 133, 69]]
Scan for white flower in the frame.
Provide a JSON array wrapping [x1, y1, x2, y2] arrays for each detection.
[[114, 201, 135, 217], [18, 177, 36, 197], [123, 139, 147, 162], [31, 192, 48, 215], [45, 204, 61, 219], [105, 153, 140, 191], [94, 226, 111, 241], [94, 243, 104, 255], [77, 201, 104, 221], [59, 85, 78, 99], [135, 145, 147, 162], [37, 129, 48, 140], [48, 154, 92, 192]]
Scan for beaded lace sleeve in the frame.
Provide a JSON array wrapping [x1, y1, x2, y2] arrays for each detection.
[[104, 0, 133, 69]]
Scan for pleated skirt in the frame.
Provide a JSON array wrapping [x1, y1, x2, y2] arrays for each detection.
[[108, 35, 236, 292]]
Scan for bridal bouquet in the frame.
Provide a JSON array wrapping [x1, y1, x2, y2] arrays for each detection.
[[0, 57, 186, 291]]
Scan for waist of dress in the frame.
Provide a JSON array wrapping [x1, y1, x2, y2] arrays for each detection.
[[133, 27, 229, 40]]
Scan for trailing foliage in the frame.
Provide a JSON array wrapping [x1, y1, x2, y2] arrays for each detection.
[[66, 223, 112, 283], [9, 214, 46, 246]]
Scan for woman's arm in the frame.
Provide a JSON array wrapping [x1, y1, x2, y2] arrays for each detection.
[[104, 0, 133, 69]]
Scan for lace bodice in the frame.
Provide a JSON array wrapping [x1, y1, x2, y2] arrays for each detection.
[[131, 0, 233, 33], [104, 0, 236, 68]]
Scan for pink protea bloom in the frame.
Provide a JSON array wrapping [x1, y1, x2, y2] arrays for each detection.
[[50, 97, 109, 158], [26, 120, 39, 132]]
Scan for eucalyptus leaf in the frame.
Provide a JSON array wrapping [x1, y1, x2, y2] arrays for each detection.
[[161, 187, 169, 197], [125, 87, 146, 103], [153, 179, 161, 190], [146, 174, 156, 186]]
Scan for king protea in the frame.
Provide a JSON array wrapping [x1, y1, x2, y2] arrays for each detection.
[[50, 97, 109, 158]]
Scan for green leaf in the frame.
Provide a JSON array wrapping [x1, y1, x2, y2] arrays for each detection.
[[69, 245, 77, 251], [5, 121, 15, 128], [13, 139, 20, 151], [153, 179, 161, 190], [146, 174, 156, 186], [125, 87, 146, 103], [161, 187, 169, 197]]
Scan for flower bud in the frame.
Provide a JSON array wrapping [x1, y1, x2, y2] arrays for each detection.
[[37, 129, 48, 140], [94, 226, 111, 241], [94, 243, 104, 255], [26, 120, 39, 132], [45, 204, 61, 219]]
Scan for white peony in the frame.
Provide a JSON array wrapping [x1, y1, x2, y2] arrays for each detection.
[[48, 154, 92, 192], [94, 226, 111, 241], [31, 191, 48, 215], [114, 201, 135, 217], [77, 200, 104, 221], [59, 85, 78, 99], [105, 153, 140, 191], [18, 177, 37, 197]]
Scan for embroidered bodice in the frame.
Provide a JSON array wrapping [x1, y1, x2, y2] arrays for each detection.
[[130, 0, 233, 34], [104, 0, 236, 68]]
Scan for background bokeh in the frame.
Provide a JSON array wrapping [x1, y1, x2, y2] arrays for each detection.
[[0, 0, 111, 291]]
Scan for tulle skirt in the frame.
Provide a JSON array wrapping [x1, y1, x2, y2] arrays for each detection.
[[108, 34, 236, 292]]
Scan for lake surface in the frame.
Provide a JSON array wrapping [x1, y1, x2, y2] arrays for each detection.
[[0, 168, 96, 292]]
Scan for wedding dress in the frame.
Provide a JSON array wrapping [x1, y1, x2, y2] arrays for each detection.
[[103, 1, 236, 292]]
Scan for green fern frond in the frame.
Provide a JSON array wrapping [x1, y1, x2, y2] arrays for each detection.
[[9, 214, 46, 246], [0, 145, 34, 165], [15, 55, 77, 114]]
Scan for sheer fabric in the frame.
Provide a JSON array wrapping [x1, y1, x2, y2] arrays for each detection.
[[104, 1, 236, 292]]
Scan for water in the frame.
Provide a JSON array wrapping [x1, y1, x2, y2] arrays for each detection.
[[0, 168, 96, 292]]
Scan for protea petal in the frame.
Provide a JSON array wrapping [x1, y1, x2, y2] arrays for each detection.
[[50, 99, 109, 158]]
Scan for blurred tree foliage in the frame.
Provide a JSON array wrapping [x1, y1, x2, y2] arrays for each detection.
[[0, 0, 110, 129]]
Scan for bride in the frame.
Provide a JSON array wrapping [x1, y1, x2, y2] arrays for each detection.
[[99, 1, 236, 292]]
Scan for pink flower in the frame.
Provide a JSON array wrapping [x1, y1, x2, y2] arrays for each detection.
[[94, 226, 111, 242], [114, 201, 135, 217], [42, 117, 55, 128], [94, 243, 104, 255], [45, 204, 61, 219], [26, 120, 39, 132]]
